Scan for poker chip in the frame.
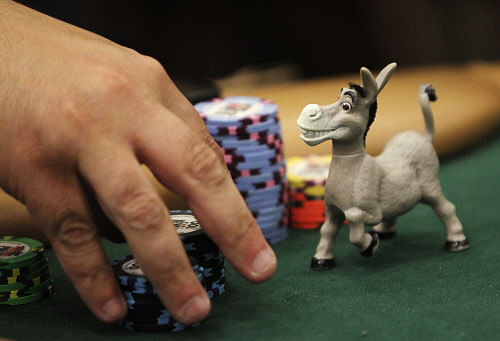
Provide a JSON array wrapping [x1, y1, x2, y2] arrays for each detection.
[[0, 236, 52, 306], [195, 96, 289, 244], [286, 156, 331, 230], [114, 211, 226, 333]]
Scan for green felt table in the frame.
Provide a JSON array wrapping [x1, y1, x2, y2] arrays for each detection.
[[1, 135, 499, 341]]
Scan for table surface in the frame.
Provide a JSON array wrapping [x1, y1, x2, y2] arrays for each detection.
[[2, 134, 499, 340]]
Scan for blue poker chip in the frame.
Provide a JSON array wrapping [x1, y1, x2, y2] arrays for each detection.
[[246, 197, 284, 211], [205, 118, 280, 136], [228, 157, 282, 172], [264, 227, 290, 245], [234, 171, 284, 187], [202, 113, 276, 127], [195, 96, 278, 125], [223, 147, 278, 162], [256, 213, 284, 225], [257, 219, 285, 232], [252, 204, 286, 219], [223, 143, 282, 155], [256, 214, 285, 227], [230, 160, 286, 176], [213, 124, 282, 141], [216, 134, 282, 149], [225, 150, 279, 165], [235, 179, 284, 192], [197, 96, 289, 245], [241, 184, 284, 199], [244, 189, 283, 204]]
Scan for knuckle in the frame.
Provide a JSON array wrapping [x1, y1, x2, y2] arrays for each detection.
[[138, 54, 167, 78], [185, 139, 227, 188], [204, 134, 225, 163], [50, 209, 97, 250], [36, 97, 91, 156], [92, 63, 137, 100], [116, 189, 165, 233]]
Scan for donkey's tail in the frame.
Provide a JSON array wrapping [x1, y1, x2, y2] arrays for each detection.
[[419, 84, 437, 142]]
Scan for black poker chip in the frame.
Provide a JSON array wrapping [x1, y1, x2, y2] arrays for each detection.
[[113, 211, 226, 332]]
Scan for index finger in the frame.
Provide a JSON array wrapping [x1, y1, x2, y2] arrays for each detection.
[[135, 107, 277, 283]]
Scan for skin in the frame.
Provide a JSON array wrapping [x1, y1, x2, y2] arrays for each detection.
[[0, 0, 276, 324]]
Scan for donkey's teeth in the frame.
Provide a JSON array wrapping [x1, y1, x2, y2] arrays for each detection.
[[301, 130, 327, 138]]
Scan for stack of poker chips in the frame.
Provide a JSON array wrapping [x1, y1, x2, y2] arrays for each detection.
[[287, 155, 331, 229], [195, 96, 289, 244], [114, 211, 225, 333], [0, 236, 53, 306]]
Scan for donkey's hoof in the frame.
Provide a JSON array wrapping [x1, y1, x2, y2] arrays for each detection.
[[360, 231, 379, 257], [311, 257, 335, 270], [371, 230, 396, 240], [444, 238, 470, 252]]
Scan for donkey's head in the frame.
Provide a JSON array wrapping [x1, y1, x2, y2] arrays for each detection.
[[297, 63, 397, 146]]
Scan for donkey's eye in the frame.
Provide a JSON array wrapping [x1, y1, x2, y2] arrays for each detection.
[[341, 102, 352, 111]]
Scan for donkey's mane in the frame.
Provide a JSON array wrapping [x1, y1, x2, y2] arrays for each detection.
[[348, 82, 377, 144]]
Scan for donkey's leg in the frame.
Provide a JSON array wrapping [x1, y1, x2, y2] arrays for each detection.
[[422, 179, 470, 252], [429, 193, 470, 251], [372, 217, 397, 239], [348, 220, 379, 257], [345, 207, 379, 257], [311, 205, 344, 270], [345, 207, 380, 257]]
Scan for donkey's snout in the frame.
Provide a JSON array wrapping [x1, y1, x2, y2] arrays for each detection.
[[302, 104, 322, 120]]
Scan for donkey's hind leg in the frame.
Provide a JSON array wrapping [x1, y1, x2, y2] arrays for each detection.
[[424, 189, 470, 252], [372, 217, 397, 239]]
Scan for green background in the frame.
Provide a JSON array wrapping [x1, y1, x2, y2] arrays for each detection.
[[1, 135, 499, 341]]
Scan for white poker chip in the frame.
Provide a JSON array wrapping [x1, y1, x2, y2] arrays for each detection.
[[122, 258, 145, 277]]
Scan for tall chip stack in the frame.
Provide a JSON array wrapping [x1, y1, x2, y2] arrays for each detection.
[[195, 96, 289, 244], [114, 211, 226, 332], [0, 236, 53, 306], [286, 155, 331, 229]]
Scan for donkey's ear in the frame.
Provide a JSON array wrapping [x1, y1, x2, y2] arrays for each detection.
[[375, 62, 397, 94], [360, 67, 378, 103]]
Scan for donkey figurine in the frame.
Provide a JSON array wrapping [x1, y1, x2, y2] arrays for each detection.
[[297, 63, 470, 270]]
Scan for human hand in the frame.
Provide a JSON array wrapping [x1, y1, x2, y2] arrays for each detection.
[[0, 0, 276, 324]]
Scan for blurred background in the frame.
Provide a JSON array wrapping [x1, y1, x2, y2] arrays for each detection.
[[3, 0, 499, 243], [16, 0, 500, 81]]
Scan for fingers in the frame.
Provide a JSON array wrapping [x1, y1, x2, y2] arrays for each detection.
[[133, 107, 277, 283], [141, 58, 222, 157], [78, 141, 211, 325], [80, 177, 126, 243], [24, 170, 127, 323]]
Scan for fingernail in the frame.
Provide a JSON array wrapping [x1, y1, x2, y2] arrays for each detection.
[[180, 295, 210, 324], [251, 247, 276, 277], [102, 297, 125, 321]]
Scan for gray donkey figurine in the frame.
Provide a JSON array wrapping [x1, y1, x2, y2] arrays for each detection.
[[297, 62, 469, 270]]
